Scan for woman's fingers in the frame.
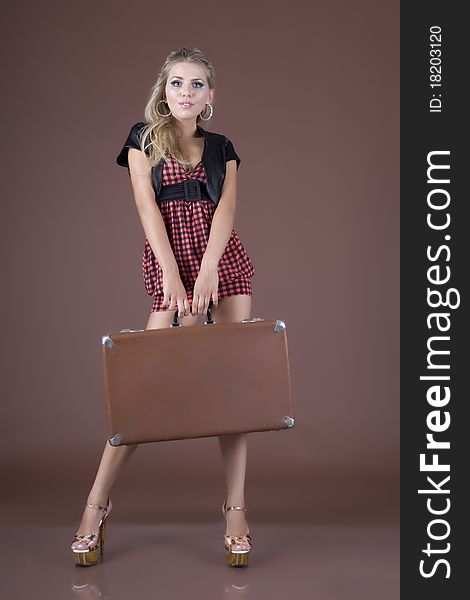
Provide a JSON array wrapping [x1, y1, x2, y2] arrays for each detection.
[[191, 288, 218, 315], [200, 295, 211, 316], [166, 292, 175, 311], [177, 294, 189, 318], [203, 295, 211, 315], [191, 292, 200, 316], [192, 292, 203, 316], [162, 277, 191, 316]]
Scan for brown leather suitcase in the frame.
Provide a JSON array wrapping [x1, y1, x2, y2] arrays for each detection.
[[101, 308, 295, 446]]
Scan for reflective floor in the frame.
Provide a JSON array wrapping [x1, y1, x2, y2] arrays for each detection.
[[1, 521, 399, 600]]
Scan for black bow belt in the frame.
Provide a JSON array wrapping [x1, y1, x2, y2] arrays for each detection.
[[157, 179, 211, 203]]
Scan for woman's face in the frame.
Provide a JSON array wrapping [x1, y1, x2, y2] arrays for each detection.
[[165, 61, 214, 125]]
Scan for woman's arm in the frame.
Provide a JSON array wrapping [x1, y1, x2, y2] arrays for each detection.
[[191, 159, 238, 314], [128, 148, 191, 315], [201, 159, 238, 270], [127, 149, 179, 276]]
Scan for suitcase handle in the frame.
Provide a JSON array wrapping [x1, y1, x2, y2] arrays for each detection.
[[171, 299, 214, 327]]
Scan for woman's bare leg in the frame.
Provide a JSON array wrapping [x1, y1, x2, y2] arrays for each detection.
[[211, 294, 252, 537], [71, 307, 201, 549], [71, 441, 139, 549]]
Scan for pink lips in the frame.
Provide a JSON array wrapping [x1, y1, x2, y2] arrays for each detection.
[[180, 102, 193, 108]]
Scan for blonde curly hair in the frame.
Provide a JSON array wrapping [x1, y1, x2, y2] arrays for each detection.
[[139, 47, 216, 172]]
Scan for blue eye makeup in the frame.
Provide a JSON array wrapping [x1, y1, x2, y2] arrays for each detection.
[[170, 80, 205, 88]]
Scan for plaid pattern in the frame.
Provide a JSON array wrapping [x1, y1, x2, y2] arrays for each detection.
[[143, 154, 254, 312]]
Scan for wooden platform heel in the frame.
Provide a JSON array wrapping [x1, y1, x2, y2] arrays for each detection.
[[222, 498, 252, 567], [70, 497, 112, 567]]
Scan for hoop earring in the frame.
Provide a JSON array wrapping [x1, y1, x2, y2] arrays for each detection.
[[156, 99, 172, 117], [199, 103, 213, 121]]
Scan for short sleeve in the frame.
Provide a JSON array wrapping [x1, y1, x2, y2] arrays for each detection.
[[225, 138, 241, 170], [116, 122, 147, 173]]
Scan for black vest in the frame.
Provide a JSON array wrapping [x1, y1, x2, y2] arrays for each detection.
[[116, 122, 240, 206]]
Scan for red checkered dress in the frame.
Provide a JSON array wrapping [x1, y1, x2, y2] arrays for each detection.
[[143, 154, 254, 312]]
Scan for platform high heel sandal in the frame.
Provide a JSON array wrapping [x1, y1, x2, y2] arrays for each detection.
[[70, 498, 112, 566], [222, 498, 252, 567]]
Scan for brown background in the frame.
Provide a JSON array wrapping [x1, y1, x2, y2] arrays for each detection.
[[1, 0, 398, 528]]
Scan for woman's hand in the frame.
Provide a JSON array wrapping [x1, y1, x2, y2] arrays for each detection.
[[162, 268, 191, 317], [191, 261, 219, 316]]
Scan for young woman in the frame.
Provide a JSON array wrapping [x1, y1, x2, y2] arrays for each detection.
[[70, 47, 255, 568]]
